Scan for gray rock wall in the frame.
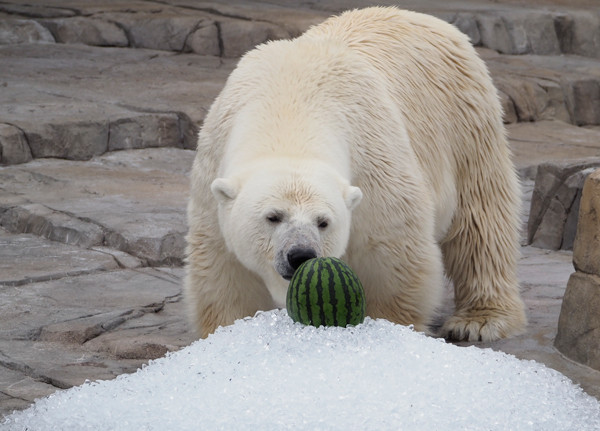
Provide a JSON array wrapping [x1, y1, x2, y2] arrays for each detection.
[[2, 1, 600, 167], [555, 169, 600, 370], [528, 160, 600, 250], [2, 3, 600, 58]]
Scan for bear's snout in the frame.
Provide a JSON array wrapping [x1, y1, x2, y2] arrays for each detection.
[[286, 247, 318, 276], [274, 225, 322, 281]]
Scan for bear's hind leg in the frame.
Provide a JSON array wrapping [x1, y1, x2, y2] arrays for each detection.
[[440, 175, 527, 342]]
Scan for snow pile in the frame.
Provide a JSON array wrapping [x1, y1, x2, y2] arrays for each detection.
[[4, 310, 600, 431]]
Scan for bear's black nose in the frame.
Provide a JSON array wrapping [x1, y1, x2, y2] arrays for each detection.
[[287, 247, 317, 272]]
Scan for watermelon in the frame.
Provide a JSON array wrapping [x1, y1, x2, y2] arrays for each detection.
[[286, 257, 366, 327]]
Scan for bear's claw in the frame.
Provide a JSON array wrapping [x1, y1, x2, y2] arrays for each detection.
[[440, 308, 527, 342]]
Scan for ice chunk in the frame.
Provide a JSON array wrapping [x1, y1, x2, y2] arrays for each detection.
[[3, 310, 600, 430]]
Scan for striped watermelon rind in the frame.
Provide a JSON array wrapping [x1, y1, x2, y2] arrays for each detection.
[[286, 257, 366, 327]]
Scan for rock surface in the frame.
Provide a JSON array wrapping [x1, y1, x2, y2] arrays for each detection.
[[2, 0, 600, 418], [528, 159, 600, 250], [0, 148, 193, 265], [0, 226, 194, 413], [572, 170, 600, 276], [555, 170, 600, 370], [506, 121, 600, 178], [0, 1, 599, 167]]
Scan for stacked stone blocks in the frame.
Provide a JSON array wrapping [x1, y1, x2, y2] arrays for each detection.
[[556, 170, 600, 370]]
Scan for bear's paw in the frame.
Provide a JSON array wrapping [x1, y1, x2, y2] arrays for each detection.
[[441, 307, 526, 342]]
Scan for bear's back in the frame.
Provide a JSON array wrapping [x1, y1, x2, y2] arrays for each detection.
[[302, 6, 502, 149], [303, 6, 510, 241]]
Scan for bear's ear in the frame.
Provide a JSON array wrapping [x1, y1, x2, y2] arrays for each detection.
[[345, 186, 363, 211], [211, 178, 238, 203]]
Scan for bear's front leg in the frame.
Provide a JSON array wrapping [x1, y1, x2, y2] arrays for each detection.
[[184, 227, 273, 338], [440, 186, 527, 342]]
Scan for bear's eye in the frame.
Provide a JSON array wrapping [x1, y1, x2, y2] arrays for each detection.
[[317, 218, 329, 229], [266, 213, 283, 224]]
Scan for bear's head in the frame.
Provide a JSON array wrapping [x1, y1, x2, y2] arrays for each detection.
[[211, 160, 362, 306]]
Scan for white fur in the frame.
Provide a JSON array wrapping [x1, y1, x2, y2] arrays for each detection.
[[185, 6, 526, 341]]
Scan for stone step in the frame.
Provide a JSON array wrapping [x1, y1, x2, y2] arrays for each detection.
[[507, 120, 600, 178], [0, 43, 215, 162], [0, 43, 232, 165], [2, 42, 600, 166], [1, 1, 599, 58], [2, 1, 600, 166], [0, 0, 323, 57], [0, 229, 121, 286], [440, 7, 600, 59], [0, 148, 193, 266], [483, 50, 600, 126]]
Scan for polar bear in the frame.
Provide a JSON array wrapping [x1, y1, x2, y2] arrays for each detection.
[[185, 6, 527, 341]]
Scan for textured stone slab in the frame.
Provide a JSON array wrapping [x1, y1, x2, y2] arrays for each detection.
[[476, 11, 561, 55], [183, 21, 220, 56], [506, 121, 600, 178], [0, 19, 54, 44], [0, 267, 182, 340], [26, 119, 110, 161], [0, 231, 118, 287], [554, 10, 600, 58], [0, 123, 32, 165], [555, 272, 600, 370], [573, 169, 600, 275], [1, 0, 600, 58], [0, 366, 58, 413], [482, 51, 600, 125], [83, 291, 192, 359], [217, 17, 290, 58], [450, 12, 481, 45], [108, 113, 183, 151], [527, 160, 600, 250], [40, 17, 128, 46], [0, 2, 77, 19], [90, 246, 143, 269], [0, 204, 105, 248], [0, 265, 193, 416], [519, 179, 535, 245], [0, 43, 234, 163], [111, 14, 205, 51], [0, 339, 143, 390], [163, 0, 326, 33], [517, 247, 574, 289], [0, 148, 193, 265]]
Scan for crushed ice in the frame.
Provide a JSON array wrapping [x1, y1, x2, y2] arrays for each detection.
[[3, 310, 600, 430]]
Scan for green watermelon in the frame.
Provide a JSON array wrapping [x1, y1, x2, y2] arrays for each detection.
[[286, 257, 366, 327]]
